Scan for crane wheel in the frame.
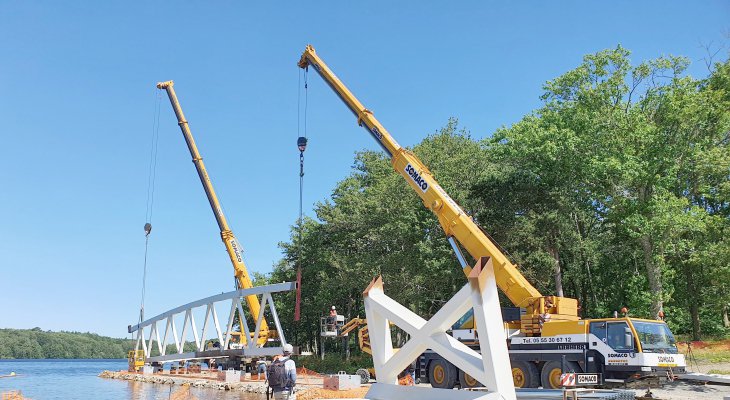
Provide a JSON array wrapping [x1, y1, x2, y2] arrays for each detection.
[[511, 361, 539, 388], [356, 368, 370, 384], [428, 359, 457, 389], [458, 369, 483, 388], [540, 360, 581, 389]]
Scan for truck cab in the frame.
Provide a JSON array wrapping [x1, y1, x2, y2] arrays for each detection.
[[420, 314, 685, 389], [586, 318, 685, 381]]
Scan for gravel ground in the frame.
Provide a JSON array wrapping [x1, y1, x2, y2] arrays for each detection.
[[631, 380, 730, 400]]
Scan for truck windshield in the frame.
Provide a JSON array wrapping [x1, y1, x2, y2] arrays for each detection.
[[632, 321, 677, 353]]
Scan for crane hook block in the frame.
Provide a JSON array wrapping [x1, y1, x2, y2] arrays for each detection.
[[297, 136, 308, 152], [144, 223, 152, 236]]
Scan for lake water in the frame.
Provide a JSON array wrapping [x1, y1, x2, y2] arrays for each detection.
[[0, 360, 265, 400]]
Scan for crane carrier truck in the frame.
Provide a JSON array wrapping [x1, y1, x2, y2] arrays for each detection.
[[297, 45, 685, 389]]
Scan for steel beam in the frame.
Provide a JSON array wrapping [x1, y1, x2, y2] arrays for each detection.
[[128, 282, 295, 333], [130, 281, 295, 366]]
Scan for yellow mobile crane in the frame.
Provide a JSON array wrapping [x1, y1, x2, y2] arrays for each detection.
[[298, 46, 684, 389], [157, 81, 269, 346]]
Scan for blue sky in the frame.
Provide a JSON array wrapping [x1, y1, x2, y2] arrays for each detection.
[[0, 2, 727, 338]]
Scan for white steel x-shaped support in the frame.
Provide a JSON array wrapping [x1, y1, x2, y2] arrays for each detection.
[[363, 257, 516, 400]]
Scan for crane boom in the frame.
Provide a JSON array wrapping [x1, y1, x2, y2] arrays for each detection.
[[157, 81, 269, 343], [298, 45, 577, 326]]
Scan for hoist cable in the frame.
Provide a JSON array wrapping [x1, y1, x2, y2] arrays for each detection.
[[304, 69, 308, 138], [139, 89, 162, 323], [298, 68, 309, 261], [293, 67, 309, 325], [145, 90, 162, 222]]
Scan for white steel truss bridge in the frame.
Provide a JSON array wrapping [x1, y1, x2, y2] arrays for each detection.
[[128, 281, 295, 365]]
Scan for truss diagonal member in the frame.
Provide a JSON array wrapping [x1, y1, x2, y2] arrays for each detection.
[[252, 294, 267, 346], [363, 277, 396, 383], [365, 289, 426, 335], [138, 327, 148, 356], [200, 304, 212, 349], [161, 317, 171, 356], [362, 257, 516, 400], [180, 310, 191, 354], [211, 305, 224, 346], [420, 282, 475, 333], [190, 310, 201, 351], [266, 292, 287, 346], [469, 256, 514, 396], [378, 331, 427, 381], [427, 331, 487, 384], [235, 301, 252, 349], [223, 298, 238, 350], [152, 323, 162, 356], [171, 317, 180, 354]]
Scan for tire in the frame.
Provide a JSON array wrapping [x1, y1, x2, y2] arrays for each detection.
[[459, 369, 483, 388], [355, 368, 370, 384], [540, 360, 581, 389], [511, 360, 539, 388], [428, 359, 457, 389]]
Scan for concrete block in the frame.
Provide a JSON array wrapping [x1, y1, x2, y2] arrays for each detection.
[[224, 368, 241, 383], [323, 373, 361, 390]]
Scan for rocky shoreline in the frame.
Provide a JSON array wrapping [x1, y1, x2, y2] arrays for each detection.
[[98, 370, 304, 394]]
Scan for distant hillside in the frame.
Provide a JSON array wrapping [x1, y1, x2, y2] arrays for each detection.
[[0, 328, 134, 359]]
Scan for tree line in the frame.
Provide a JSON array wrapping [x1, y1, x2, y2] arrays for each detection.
[[0, 328, 135, 359], [268, 46, 729, 355]]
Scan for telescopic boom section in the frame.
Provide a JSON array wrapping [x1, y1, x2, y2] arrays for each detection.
[[298, 46, 577, 324], [156, 81, 269, 343]]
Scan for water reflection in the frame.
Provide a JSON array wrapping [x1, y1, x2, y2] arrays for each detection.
[[0, 360, 265, 400]]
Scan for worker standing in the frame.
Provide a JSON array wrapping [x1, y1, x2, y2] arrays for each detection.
[[267, 343, 297, 399], [328, 306, 337, 327], [256, 359, 267, 381]]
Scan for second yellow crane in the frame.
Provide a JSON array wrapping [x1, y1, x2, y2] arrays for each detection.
[[157, 80, 269, 346]]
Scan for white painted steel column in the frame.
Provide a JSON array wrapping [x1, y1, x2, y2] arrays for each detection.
[[362, 257, 516, 400], [363, 277, 396, 384], [469, 257, 515, 397]]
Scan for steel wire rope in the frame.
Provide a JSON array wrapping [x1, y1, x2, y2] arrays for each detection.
[[293, 67, 309, 331], [139, 88, 162, 323], [299, 69, 308, 251], [299, 71, 310, 266]]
